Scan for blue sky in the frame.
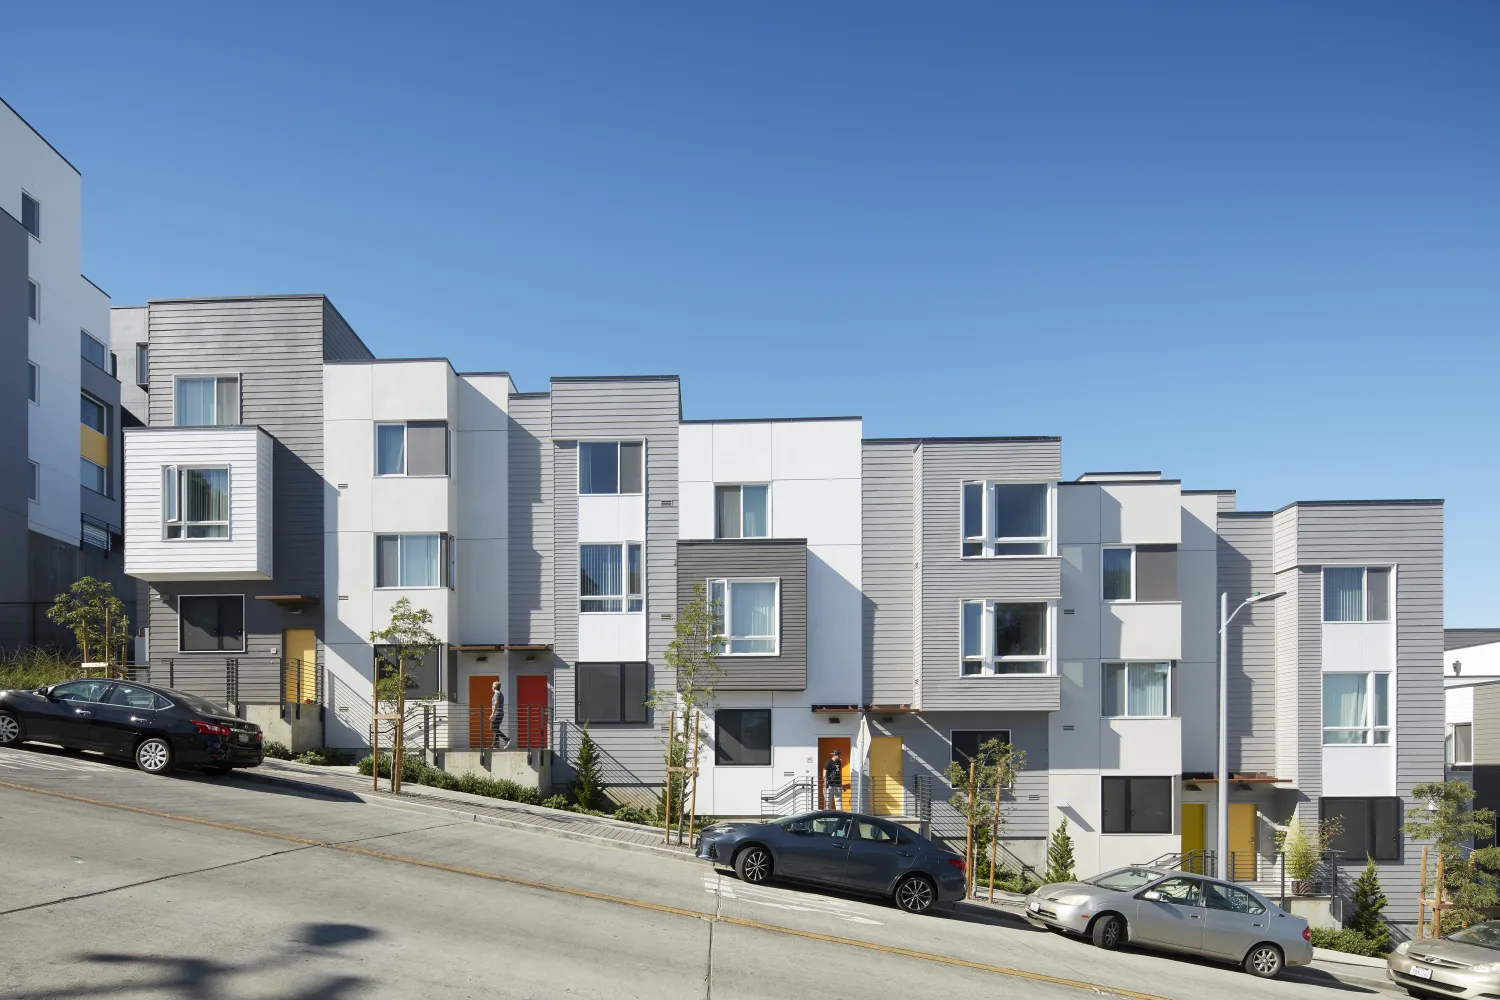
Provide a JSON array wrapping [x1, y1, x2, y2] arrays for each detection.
[[6, 3, 1497, 624]]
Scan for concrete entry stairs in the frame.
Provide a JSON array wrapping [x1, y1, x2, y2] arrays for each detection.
[[437, 748, 551, 792]]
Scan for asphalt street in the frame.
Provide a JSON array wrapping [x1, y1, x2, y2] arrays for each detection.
[[0, 745, 1398, 1000]]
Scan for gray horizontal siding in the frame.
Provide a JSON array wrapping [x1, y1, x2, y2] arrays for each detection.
[[677, 540, 807, 691], [863, 442, 916, 705], [508, 394, 552, 644], [320, 300, 374, 362], [1217, 514, 1277, 774]]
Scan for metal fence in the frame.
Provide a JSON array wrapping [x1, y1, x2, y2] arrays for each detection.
[[378, 703, 552, 755], [760, 777, 814, 818]]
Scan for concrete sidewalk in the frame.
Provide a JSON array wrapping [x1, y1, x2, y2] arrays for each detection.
[[249, 758, 695, 860]]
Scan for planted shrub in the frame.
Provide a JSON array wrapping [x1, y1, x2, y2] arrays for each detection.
[[263, 741, 294, 760], [541, 794, 570, 810], [294, 750, 330, 766], [1309, 927, 1386, 957], [613, 804, 654, 826]]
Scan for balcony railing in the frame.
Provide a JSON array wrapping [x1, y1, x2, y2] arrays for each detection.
[[374, 703, 552, 755]]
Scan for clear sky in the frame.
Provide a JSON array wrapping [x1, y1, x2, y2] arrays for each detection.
[[6, 3, 1497, 624]]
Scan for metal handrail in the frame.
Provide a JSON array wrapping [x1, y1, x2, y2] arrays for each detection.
[[760, 777, 813, 818], [1141, 849, 1217, 877]]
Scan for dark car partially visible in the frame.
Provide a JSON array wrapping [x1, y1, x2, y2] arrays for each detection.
[[0, 678, 263, 776], [696, 811, 967, 914]]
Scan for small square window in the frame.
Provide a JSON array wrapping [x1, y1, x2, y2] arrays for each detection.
[[179, 595, 245, 652], [21, 193, 40, 238], [715, 709, 771, 766], [175, 376, 240, 427]]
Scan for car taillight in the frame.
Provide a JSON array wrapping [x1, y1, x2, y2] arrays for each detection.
[[254, 730, 263, 741], [947, 858, 966, 873], [1302, 927, 1311, 942], [190, 720, 232, 737]]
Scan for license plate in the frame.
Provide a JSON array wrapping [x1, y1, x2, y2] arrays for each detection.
[[1410, 967, 1432, 980], [1028, 901, 1040, 913], [238, 733, 250, 744]]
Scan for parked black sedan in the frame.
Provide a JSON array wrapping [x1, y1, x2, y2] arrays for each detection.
[[696, 811, 967, 914], [0, 678, 263, 775]]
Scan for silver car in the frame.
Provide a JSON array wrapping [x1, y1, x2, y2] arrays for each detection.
[[1388, 921, 1500, 998], [1023, 866, 1313, 979]]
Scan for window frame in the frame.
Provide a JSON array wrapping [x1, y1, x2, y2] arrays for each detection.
[[579, 542, 644, 613], [374, 421, 450, 478], [162, 465, 231, 541], [1447, 722, 1474, 768], [80, 391, 107, 434], [1101, 775, 1174, 835], [1101, 545, 1135, 602], [714, 708, 773, 767], [27, 461, 39, 504], [81, 457, 107, 496], [959, 480, 1052, 559], [577, 440, 645, 496], [949, 729, 1012, 772], [1101, 661, 1173, 718], [80, 329, 109, 371], [176, 594, 247, 653], [135, 345, 150, 387], [374, 532, 454, 589], [1320, 796, 1402, 862], [1322, 566, 1393, 623], [21, 191, 40, 239], [27, 362, 39, 404], [714, 483, 771, 539], [574, 662, 650, 725], [709, 577, 781, 656], [959, 599, 1052, 676], [173, 374, 241, 427], [28, 279, 39, 321], [1321, 671, 1392, 745]]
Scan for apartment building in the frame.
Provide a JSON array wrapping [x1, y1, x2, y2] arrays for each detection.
[[1, 97, 129, 648]]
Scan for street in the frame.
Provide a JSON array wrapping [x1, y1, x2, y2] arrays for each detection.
[[0, 746, 1394, 1000]]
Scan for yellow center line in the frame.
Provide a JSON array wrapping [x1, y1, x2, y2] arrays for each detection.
[[0, 779, 1168, 1000]]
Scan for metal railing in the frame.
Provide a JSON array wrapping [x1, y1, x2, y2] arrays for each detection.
[[385, 703, 551, 754], [281, 657, 321, 708], [760, 777, 814, 818], [913, 774, 934, 839], [1141, 850, 1218, 876]]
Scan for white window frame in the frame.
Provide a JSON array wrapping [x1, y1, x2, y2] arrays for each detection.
[[960, 600, 1052, 676], [27, 362, 39, 404], [176, 594, 247, 654], [81, 329, 109, 371], [579, 542, 644, 613], [374, 533, 453, 589], [1321, 671, 1392, 746], [27, 461, 39, 504], [21, 190, 40, 239], [1447, 723, 1473, 768], [135, 344, 150, 387], [710, 577, 781, 656], [1100, 661, 1173, 718], [374, 421, 450, 478], [375, 422, 407, 476], [28, 279, 39, 322], [1321, 566, 1392, 623], [162, 465, 231, 541], [577, 440, 645, 496], [959, 481, 1052, 558], [1102, 545, 1136, 602], [715, 483, 772, 539], [173, 374, 241, 427]]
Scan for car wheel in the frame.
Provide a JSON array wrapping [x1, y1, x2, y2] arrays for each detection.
[[135, 737, 173, 775], [1243, 943, 1283, 978], [734, 846, 772, 884], [894, 875, 937, 914], [0, 711, 22, 747], [1090, 913, 1124, 950], [201, 765, 232, 777]]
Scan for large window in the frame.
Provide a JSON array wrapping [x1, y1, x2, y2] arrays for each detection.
[[1321, 797, 1402, 862], [81, 393, 106, 433], [710, 579, 779, 654], [21, 192, 39, 238], [1323, 567, 1391, 623], [961, 481, 1049, 557], [961, 600, 1049, 675], [80, 330, 108, 371], [1323, 672, 1390, 744], [715, 484, 769, 538], [580, 543, 644, 612], [375, 421, 450, 476], [1447, 723, 1474, 767], [715, 708, 771, 766], [1101, 776, 1173, 834], [951, 730, 1011, 768], [579, 441, 643, 495], [175, 376, 240, 427], [575, 663, 650, 724], [1102, 662, 1172, 717], [163, 466, 229, 539], [376, 533, 453, 588], [1102, 545, 1178, 602], [179, 595, 245, 652]]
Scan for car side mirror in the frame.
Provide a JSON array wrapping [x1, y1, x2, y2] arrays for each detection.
[[37, 685, 53, 698], [787, 822, 809, 834], [1142, 890, 1162, 902]]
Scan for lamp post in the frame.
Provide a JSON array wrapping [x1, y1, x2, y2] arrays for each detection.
[[1217, 590, 1284, 879]]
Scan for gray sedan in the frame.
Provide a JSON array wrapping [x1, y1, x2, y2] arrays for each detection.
[[1023, 866, 1312, 978], [1389, 921, 1500, 997]]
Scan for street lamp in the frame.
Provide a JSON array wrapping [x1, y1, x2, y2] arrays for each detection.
[[1217, 590, 1284, 878]]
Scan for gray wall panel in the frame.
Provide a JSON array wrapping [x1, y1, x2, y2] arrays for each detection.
[[677, 539, 807, 691], [508, 395, 552, 644], [319, 300, 374, 362], [0, 211, 28, 607], [1217, 514, 1277, 774], [861, 442, 915, 705]]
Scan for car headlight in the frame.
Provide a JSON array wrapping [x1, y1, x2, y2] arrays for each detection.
[[1393, 941, 1410, 956], [1052, 894, 1093, 906], [1469, 962, 1500, 973]]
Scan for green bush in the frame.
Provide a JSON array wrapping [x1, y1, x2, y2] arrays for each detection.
[[0, 648, 83, 691], [1346, 858, 1391, 952], [263, 741, 294, 760], [541, 794, 570, 810], [294, 750, 330, 766], [1309, 927, 1387, 957], [613, 804, 654, 825]]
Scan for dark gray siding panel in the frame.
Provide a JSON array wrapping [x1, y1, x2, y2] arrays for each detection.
[[508, 395, 552, 644], [320, 300, 374, 362], [0, 211, 29, 608], [677, 540, 807, 691], [863, 442, 915, 705], [1217, 514, 1277, 774]]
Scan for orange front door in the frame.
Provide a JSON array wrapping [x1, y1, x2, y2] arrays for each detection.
[[468, 674, 498, 749], [516, 675, 549, 749], [818, 737, 851, 809]]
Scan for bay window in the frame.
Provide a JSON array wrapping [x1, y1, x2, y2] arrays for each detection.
[[1322, 672, 1391, 744], [961, 600, 1049, 675], [1102, 662, 1172, 717], [1323, 567, 1391, 622], [710, 579, 779, 654], [960, 481, 1049, 557], [580, 543, 644, 612], [163, 466, 229, 539]]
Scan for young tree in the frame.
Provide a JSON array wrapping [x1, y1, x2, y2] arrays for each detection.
[[654, 583, 725, 843], [369, 598, 441, 794], [571, 724, 606, 810], [1346, 858, 1390, 951], [46, 576, 130, 676], [1045, 816, 1077, 885], [1405, 780, 1500, 933], [945, 737, 1027, 889], [1277, 815, 1343, 894]]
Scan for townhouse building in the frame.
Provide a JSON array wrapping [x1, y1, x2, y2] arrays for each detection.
[[1, 97, 129, 648]]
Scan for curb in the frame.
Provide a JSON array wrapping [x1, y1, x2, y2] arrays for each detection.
[[1311, 947, 1388, 969]]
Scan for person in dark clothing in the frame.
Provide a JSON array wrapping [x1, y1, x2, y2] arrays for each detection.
[[823, 749, 844, 811], [489, 681, 510, 749]]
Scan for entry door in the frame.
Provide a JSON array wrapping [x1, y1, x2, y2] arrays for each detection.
[[515, 675, 549, 749], [1180, 803, 1206, 873], [868, 737, 903, 815], [818, 737, 851, 809], [1228, 804, 1257, 881], [467, 674, 498, 748], [283, 629, 317, 703]]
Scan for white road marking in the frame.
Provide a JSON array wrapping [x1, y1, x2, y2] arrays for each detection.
[[0, 747, 115, 773], [704, 874, 883, 925]]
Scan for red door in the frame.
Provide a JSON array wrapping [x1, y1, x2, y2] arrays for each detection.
[[516, 675, 549, 749]]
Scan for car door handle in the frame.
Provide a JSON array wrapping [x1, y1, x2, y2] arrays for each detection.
[[898, 852, 914, 857], [1189, 913, 1201, 919], [834, 844, 849, 850], [73, 709, 92, 716]]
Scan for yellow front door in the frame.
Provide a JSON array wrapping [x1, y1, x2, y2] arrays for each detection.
[[282, 629, 317, 702], [1181, 803, 1206, 873], [1229, 803, 1258, 881], [868, 737, 903, 815]]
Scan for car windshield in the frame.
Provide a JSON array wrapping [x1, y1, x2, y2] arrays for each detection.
[[163, 690, 232, 718], [1447, 923, 1500, 951], [1085, 868, 1165, 891]]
